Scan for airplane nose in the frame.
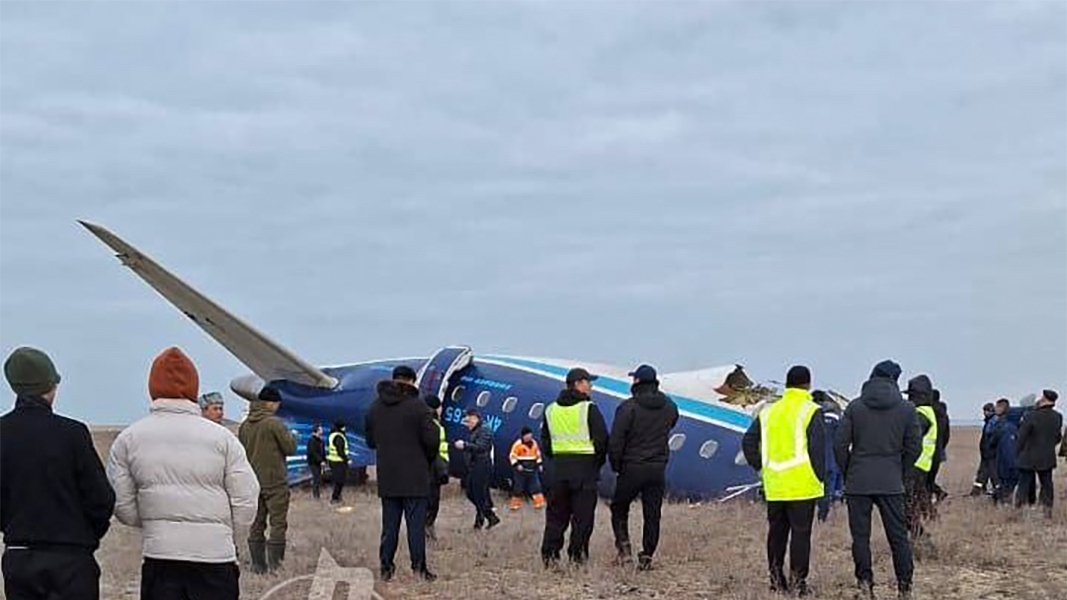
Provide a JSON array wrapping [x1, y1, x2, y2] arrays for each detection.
[[230, 374, 266, 402]]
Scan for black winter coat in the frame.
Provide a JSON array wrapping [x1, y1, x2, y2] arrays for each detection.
[[834, 377, 922, 495], [307, 434, 325, 467], [1016, 405, 1063, 471], [541, 388, 609, 482], [608, 382, 679, 473], [463, 422, 494, 472], [365, 380, 440, 498], [0, 396, 115, 551]]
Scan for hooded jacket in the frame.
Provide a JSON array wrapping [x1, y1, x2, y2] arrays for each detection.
[[1016, 404, 1063, 471], [106, 399, 260, 563], [992, 409, 1021, 482], [608, 382, 680, 473], [1, 396, 115, 551], [238, 401, 297, 490], [834, 368, 922, 495], [540, 388, 610, 482], [364, 380, 440, 498]]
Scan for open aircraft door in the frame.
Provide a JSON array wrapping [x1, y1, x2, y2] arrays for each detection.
[[417, 345, 474, 402]]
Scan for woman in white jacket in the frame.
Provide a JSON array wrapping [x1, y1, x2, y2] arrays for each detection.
[[107, 347, 259, 600]]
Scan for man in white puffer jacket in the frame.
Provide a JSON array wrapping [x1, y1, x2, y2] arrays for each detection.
[[107, 347, 260, 600]]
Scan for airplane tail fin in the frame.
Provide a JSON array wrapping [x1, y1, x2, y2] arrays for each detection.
[[79, 221, 337, 389]]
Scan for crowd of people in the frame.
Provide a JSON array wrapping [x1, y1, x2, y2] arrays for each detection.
[[1, 346, 1062, 600]]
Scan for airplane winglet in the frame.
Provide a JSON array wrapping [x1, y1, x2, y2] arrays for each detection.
[[79, 220, 338, 389]]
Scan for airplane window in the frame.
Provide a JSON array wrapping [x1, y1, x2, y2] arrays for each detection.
[[528, 402, 545, 420], [451, 386, 465, 402], [699, 439, 719, 459], [668, 433, 686, 451], [476, 391, 491, 407], [735, 450, 747, 466], [502, 396, 518, 413]]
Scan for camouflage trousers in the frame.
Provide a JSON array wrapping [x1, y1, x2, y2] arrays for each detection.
[[904, 469, 935, 539], [249, 485, 291, 544]]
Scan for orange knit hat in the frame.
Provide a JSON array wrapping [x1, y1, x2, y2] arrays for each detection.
[[148, 347, 199, 402]]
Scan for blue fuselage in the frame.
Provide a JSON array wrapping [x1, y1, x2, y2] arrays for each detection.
[[271, 355, 758, 500]]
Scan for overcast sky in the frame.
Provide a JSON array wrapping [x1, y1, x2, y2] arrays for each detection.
[[2, 1, 1064, 425]]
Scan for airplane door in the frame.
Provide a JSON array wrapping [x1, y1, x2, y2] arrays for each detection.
[[416, 345, 473, 401]]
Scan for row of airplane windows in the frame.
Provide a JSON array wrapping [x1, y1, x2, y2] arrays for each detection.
[[451, 385, 722, 460]]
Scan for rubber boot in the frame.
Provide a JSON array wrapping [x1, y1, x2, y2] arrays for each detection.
[[266, 541, 286, 573], [248, 541, 268, 574]]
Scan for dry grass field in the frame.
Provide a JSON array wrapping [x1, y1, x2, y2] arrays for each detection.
[[18, 427, 1065, 600]]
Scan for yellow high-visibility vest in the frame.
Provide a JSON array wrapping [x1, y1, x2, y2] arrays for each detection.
[[545, 401, 595, 455], [914, 405, 938, 472], [759, 388, 825, 501], [327, 431, 347, 463], [437, 420, 449, 463]]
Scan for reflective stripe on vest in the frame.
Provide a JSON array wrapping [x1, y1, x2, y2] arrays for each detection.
[[915, 405, 938, 472], [759, 388, 825, 501], [438, 421, 449, 462], [545, 401, 595, 455], [327, 431, 346, 463]]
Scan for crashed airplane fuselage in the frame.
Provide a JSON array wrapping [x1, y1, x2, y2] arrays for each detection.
[[81, 221, 760, 500]]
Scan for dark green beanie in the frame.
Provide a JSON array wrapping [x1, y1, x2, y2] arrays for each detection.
[[4, 347, 61, 396]]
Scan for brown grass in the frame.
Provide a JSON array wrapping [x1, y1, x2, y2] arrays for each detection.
[[54, 429, 1067, 599]]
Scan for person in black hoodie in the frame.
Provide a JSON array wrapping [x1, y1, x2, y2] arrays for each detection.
[[1014, 389, 1062, 516], [364, 366, 440, 582], [834, 360, 921, 600], [608, 364, 679, 571], [456, 408, 500, 530], [540, 367, 610, 566], [1, 347, 116, 600], [307, 423, 326, 500], [928, 389, 950, 503]]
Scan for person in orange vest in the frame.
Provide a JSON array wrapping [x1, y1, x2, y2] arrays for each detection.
[[509, 426, 545, 510]]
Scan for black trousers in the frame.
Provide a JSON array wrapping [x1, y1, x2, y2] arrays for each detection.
[[427, 482, 442, 528], [610, 464, 666, 559], [330, 461, 347, 502], [380, 496, 428, 570], [766, 499, 816, 584], [309, 462, 323, 499], [1015, 469, 1054, 509], [846, 494, 913, 589], [541, 473, 598, 562], [2, 548, 100, 600], [465, 463, 494, 520], [972, 458, 998, 494], [140, 558, 239, 600]]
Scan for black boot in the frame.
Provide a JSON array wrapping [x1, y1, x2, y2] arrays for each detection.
[[854, 580, 876, 600], [485, 511, 501, 530], [248, 541, 267, 574], [413, 564, 437, 582], [615, 541, 633, 567], [266, 542, 286, 572], [473, 513, 485, 530], [380, 564, 396, 582], [769, 567, 789, 594], [636, 553, 653, 571]]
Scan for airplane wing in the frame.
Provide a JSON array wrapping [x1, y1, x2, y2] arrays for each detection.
[[79, 220, 337, 389]]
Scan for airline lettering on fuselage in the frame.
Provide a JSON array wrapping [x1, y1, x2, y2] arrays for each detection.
[[442, 406, 503, 433], [458, 375, 513, 391]]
